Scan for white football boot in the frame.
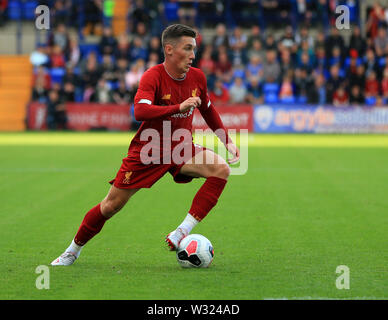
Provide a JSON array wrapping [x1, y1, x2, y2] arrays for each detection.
[[165, 228, 187, 251], [51, 252, 77, 266]]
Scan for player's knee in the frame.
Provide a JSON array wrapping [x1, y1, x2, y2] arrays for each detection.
[[212, 163, 230, 180], [101, 198, 126, 218]]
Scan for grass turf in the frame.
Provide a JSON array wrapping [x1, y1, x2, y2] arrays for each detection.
[[0, 132, 387, 300]]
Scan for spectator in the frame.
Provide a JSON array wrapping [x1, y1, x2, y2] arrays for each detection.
[[100, 54, 116, 81], [95, 78, 112, 103], [326, 64, 345, 103], [245, 54, 263, 83], [115, 34, 131, 61], [112, 80, 132, 105], [62, 81, 76, 102], [125, 59, 145, 90], [279, 25, 297, 54], [130, 36, 148, 62], [147, 36, 163, 63], [146, 52, 160, 70], [247, 25, 264, 50], [214, 51, 233, 84], [348, 25, 367, 57], [298, 51, 313, 76], [198, 44, 215, 76], [264, 34, 277, 51], [314, 45, 327, 75], [50, 45, 66, 68], [328, 46, 344, 71], [47, 89, 67, 130], [349, 63, 366, 90], [279, 48, 295, 80], [66, 36, 81, 68], [128, 0, 151, 32], [294, 68, 309, 102], [229, 26, 248, 66], [346, 55, 360, 81], [177, 0, 197, 26], [374, 25, 388, 57], [99, 26, 117, 55], [30, 45, 50, 67], [366, 1, 385, 40], [364, 48, 380, 80], [295, 25, 314, 49], [375, 96, 387, 107], [31, 77, 48, 103], [365, 71, 380, 98], [212, 23, 230, 50], [62, 65, 82, 89], [262, 49, 281, 83], [247, 39, 265, 62], [332, 85, 349, 107], [32, 66, 51, 90], [307, 73, 326, 105], [325, 26, 345, 60], [49, 23, 69, 53], [228, 77, 247, 103], [279, 72, 294, 102], [381, 67, 388, 100], [115, 58, 129, 81], [209, 78, 230, 105], [246, 76, 262, 104], [81, 52, 102, 87], [349, 85, 365, 105], [52, 0, 72, 26], [83, 0, 103, 35]]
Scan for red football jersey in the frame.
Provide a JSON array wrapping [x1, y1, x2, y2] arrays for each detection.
[[129, 64, 230, 159]]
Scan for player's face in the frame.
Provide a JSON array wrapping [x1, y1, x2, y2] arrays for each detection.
[[170, 36, 196, 74]]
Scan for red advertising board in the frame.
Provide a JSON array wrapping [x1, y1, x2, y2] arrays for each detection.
[[27, 102, 131, 131], [192, 104, 254, 132], [27, 103, 253, 132]]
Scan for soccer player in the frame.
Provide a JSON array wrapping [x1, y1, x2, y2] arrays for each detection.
[[51, 24, 240, 266]]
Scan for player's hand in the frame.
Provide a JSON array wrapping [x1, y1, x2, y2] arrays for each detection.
[[179, 97, 201, 112], [226, 142, 240, 164]]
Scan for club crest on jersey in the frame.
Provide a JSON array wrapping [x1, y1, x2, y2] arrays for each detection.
[[192, 88, 198, 97], [162, 94, 171, 100], [123, 171, 133, 184]]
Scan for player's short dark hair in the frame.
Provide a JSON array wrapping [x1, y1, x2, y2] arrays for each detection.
[[161, 24, 197, 48]]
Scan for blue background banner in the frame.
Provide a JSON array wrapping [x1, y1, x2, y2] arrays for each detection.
[[254, 105, 388, 133]]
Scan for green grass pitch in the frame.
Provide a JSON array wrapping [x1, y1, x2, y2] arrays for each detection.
[[0, 132, 387, 300]]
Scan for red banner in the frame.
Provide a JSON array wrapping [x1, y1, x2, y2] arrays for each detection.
[[27, 102, 131, 131], [27, 102, 47, 130], [27, 103, 253, 132], [192, 104, 254, 132]]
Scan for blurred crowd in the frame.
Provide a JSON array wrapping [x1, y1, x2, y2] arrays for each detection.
[[27, 0, 388, 126]]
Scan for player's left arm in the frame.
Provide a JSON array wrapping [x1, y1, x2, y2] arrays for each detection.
[[197, 72, 240, 164]]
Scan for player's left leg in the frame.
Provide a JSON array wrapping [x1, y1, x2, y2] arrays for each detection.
[[166, 149, 230, 250]]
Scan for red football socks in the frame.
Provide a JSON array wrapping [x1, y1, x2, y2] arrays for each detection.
[[189, 176, 227, 221], [74, 203, 108, 246]]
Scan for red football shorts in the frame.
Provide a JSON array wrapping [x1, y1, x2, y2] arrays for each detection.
[[109, 143, 207, 189]]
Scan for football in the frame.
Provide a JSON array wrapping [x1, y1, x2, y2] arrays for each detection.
[[176, 234, 214, 268]]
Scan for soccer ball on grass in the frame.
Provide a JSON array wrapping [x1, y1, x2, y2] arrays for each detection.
[[176, 234, 214, 268]]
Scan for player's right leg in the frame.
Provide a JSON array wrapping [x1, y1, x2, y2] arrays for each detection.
[[51, 186, 139, 266]]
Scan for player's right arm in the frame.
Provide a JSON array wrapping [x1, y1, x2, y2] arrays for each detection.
[[133, 69, 200, 121]]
